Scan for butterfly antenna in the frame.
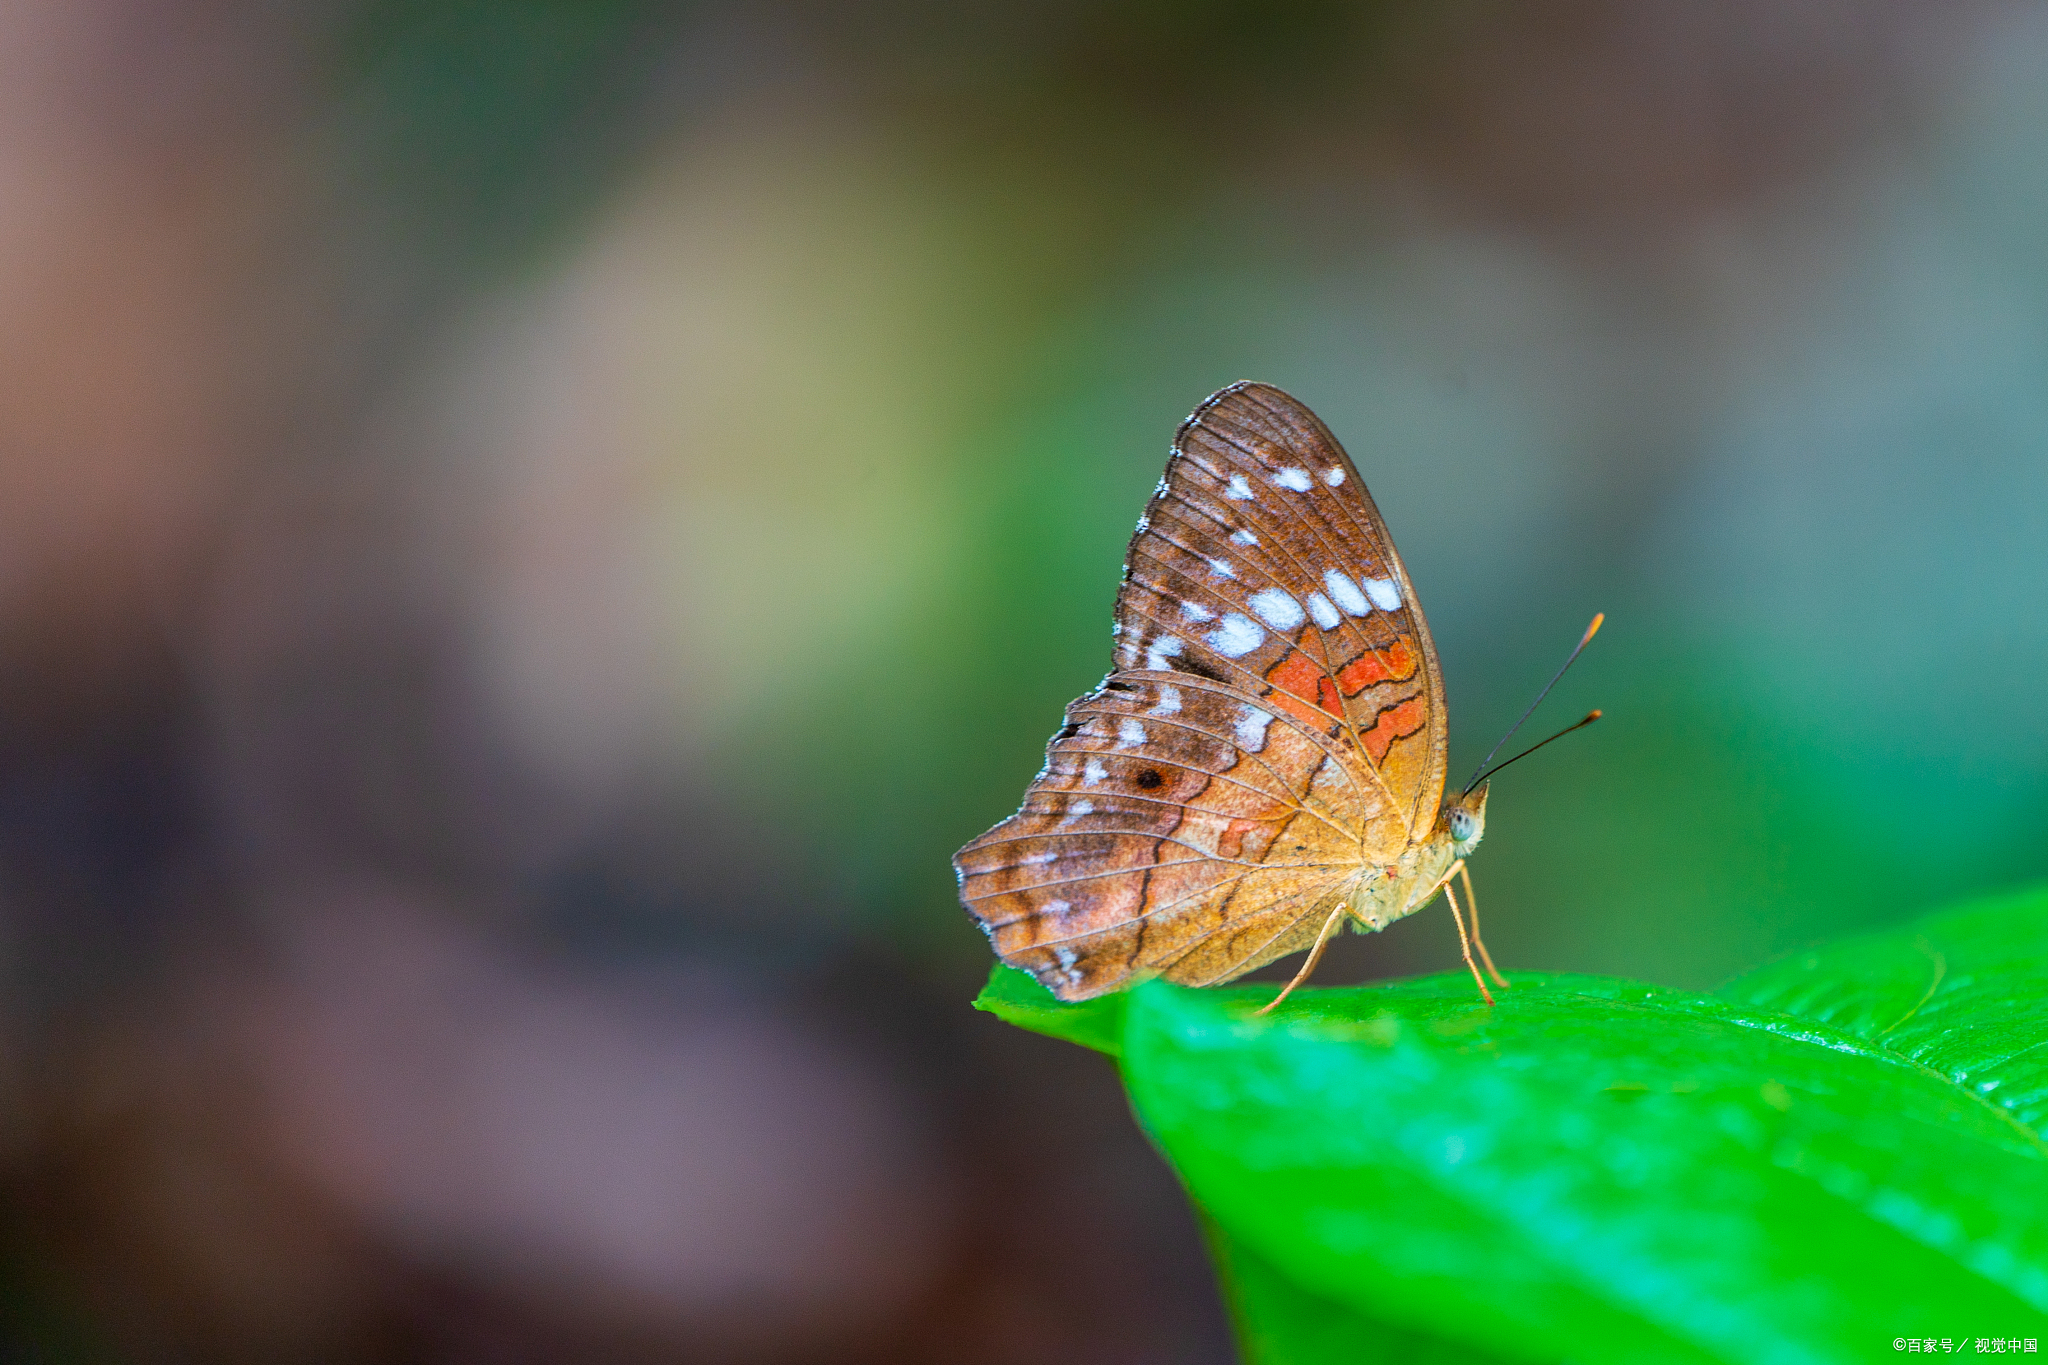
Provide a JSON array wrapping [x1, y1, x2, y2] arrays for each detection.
[[1463, 613, 1604, 794], [1467, 710, 1601, 789]]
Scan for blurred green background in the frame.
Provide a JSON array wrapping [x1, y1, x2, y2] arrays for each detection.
[[0, 1, 2043, 1360]]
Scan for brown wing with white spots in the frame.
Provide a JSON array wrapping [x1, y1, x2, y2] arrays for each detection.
[[955, 671, 1363, 998], [953, 381, 1449, 1001]]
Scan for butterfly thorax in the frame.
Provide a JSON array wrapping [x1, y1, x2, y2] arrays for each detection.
[[1347, 781, 1488, 932]]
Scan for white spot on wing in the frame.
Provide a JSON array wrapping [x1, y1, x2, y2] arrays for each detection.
[[1068, 799, 1094, 817], [1323, 569, 1370, 617], [1224, 473, 1253, 500], [1022, 850, 1059, 865], [1083, 758, 1107, 785], [1306, 591, 1341, 630], [1273, 467, 1313, 491], [1363, 576, 1403, 610], [1116, 718, 1148, 748], [1230, 528, 1258, 546], [1145, 634, 1183, 670], [1248, 587, 1305, 630], [1235, 704, 1273, 751], [1053, 944, 1081, 985], [1179, 601, 1215, 623], [1205, 614, 1265, 657], [1207, 557, 1237, 580], [1149, 684, 1182, 716], [1324, 466, 1346, 487], [1046, 900, 1072, 919]]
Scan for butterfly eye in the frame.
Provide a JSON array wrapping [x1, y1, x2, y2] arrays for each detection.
[[1448, 809, 1476, 842]]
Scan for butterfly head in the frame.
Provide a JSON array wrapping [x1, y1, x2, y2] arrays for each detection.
[[1444, 782, 1488, 858]]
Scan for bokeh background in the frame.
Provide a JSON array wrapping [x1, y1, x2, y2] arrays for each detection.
[[1, 1, 2045, 1360]]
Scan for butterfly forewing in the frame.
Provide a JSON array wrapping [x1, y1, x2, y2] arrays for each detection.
[[1129, 383, 1449, 836], [955, 382, 1451, 1000]]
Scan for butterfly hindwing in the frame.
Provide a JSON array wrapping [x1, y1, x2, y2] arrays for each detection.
[[955, 672, 1361, 998]]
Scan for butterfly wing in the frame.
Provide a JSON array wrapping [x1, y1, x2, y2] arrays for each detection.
[[1159, 381, 1451, 837], [957, 671, 1369, 998], [954, 381, 1450, 1000]]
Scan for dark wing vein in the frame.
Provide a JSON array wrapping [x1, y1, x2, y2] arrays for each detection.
[[1016, 861, 1356, 952], [1060, 695, 1361, 845], [1151, 880, 1346, 986], [1091, 641, 1378, 821], [964, 826, 1332, 873]]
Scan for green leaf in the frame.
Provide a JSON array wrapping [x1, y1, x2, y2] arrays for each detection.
[[1719, 884, 2048, 1135], [1207, 1223, 1513, 1365], [979, 887, 2048, 1361], [973, 963, 1127, 1055]]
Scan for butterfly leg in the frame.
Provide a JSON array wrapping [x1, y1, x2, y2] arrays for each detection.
[[1254, 899, 1350, 1016], [1438, 861, 1496, 1006], [1459, 861, 1509, 990]]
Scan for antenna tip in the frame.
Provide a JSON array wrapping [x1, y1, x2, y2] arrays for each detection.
[[1586, 709, 1602, 722], [1582, 612, 1605, 644]]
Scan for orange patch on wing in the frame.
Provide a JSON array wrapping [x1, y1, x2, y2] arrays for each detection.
[[1336, 636, 1418, 697], [1362, 695, 1429, 764], [1217, 816, 1264, 861], [1264, 652, 1341, 728]]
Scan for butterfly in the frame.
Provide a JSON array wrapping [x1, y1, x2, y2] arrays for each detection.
[[954, 381, 1598, 1010]]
